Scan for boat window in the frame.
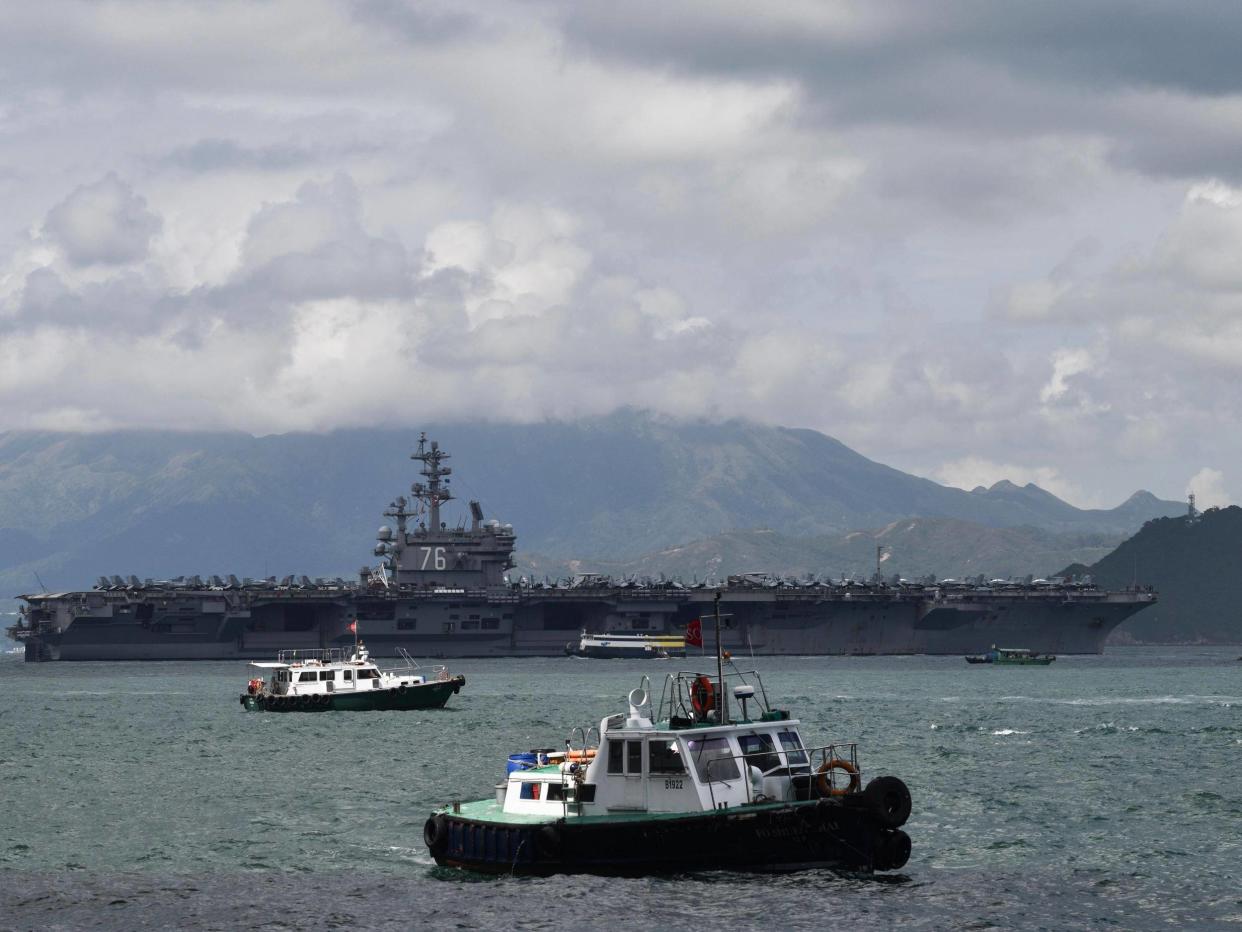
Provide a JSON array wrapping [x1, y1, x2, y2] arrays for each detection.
[[319, 670, 335, 681], [546, 783, 565, 801], [778, 731, 808, 766], [607, 740, 625, 775], [737, 733, 780, 772], [343, 670, 353, 681], [519, 782, 542, 800], [357, 669, 378, 680], [686, 737, 740, 783], [298, 671, 316, 682], [627, 740, 643, 775], [648, 739, 685, 774]]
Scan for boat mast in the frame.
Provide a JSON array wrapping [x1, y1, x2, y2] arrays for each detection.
[[714, 592, 726, 724]]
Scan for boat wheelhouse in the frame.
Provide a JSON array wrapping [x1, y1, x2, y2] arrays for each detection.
[[240, 642, 465, 712], [424, 664, 912, 874], [566, 630, 687, 659]]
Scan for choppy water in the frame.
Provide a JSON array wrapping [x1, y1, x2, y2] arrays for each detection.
[[1, 647, 1239, 930]]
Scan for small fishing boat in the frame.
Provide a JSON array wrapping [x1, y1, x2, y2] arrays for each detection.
[[425, 598, 911, 875], [965, 645, 1056, 665], [565, 630, 687, 659], [239, 642, 464, 712]]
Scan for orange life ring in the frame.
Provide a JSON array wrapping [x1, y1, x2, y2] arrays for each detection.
[[816, 758, 861, 797], [690, 675, 716, 716]]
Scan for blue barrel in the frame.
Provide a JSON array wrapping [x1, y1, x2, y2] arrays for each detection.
[[506, 753, 537, 774]]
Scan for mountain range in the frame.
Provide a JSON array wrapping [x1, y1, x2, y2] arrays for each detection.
[[0, 411, 1184, 604]]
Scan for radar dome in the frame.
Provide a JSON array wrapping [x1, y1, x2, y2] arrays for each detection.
[[377, 526, 393, 541]]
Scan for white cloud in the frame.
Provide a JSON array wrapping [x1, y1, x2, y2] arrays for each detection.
[[1039, 348, 1093, 404], [42, 173, 162, 266], [1187, 467, 1231, 509]]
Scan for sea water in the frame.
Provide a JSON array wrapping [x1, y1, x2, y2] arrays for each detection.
[[1, 647, 1239, 930]]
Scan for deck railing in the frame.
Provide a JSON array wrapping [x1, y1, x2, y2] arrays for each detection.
[[697, 741, 861, 809]]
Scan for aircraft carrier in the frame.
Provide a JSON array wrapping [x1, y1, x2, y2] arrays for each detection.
[[7, 434, 1156, 661]]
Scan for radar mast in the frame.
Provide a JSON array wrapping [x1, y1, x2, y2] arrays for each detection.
[[411, 432, 453, 530]]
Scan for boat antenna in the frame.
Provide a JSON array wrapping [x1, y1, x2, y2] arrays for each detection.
[[33, 571, 47, 593]]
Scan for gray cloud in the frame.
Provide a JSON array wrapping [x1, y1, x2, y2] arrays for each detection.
[[42, 173, 162, 266], [165, 138, 317, 173]]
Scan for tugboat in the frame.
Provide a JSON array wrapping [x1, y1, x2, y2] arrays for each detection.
[[240, 641, 465, 712], [423, 597, 912, 874], [965, 645, 1056, 665], [566, 630, 687, 659]]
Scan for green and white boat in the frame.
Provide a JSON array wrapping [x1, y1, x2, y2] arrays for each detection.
[[965, 645, 1056, 665], [425, 598, 911, 875], [239, 643, 465, 712], [424, 667, 911, 874]]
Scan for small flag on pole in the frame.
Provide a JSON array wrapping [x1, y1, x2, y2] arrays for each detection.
[[685, 618, 703, 648], [347, 620, 357, 634]]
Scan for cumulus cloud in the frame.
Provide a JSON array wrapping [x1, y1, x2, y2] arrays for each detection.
[[42, 173, 162, 266], [1187, 467, 1232, 510]]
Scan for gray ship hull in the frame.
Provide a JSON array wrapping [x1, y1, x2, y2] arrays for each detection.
[[13, 584, 1154, 661]]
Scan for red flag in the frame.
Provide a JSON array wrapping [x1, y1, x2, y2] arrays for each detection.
[[685, 618, 703, 648], [347, 620, 357, 634]]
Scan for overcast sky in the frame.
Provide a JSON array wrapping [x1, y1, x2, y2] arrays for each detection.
[[2, 1, 1240, 509]]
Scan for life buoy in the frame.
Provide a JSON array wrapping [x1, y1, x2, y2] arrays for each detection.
[[317, 694, 330, 707], [565, 748, 596, 761], [690, 675, 716, 716], [816, 758, 861, 797]]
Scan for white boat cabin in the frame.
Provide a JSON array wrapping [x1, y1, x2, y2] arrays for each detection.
[[497, 670, 860, 818], [246, 643, 446, 697]]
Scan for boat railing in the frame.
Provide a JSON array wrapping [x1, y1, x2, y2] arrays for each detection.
[[276, 647, 350, 664], [657, 668, 774, 725], [698, 742, 860, 809]]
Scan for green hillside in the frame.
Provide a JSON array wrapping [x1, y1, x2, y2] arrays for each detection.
[[1060, 506, 1242, 644]]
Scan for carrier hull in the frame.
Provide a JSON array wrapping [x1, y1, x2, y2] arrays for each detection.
[[12, 584, 1153, 661]]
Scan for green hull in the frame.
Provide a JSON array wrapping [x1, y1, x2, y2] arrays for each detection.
[[966, 656, 1055, 665], [240, 675, 465, 712]]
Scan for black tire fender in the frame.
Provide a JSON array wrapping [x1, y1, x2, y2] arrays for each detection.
[[874, 829, 911, 871], [864, 775, 912, 829], [535, 823, 562, 860], [424, 816, 448, 855]]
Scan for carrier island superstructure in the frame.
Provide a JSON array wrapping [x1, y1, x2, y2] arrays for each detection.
[[8, 435, 1156, 661]]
